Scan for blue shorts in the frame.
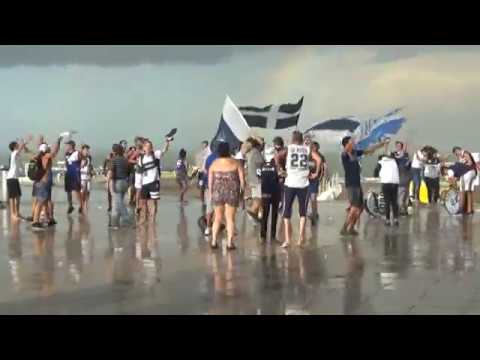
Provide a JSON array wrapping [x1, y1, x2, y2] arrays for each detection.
[[282, 186, 309, 219], [308, 179, 320, 194], [34, 181, 52, 202]]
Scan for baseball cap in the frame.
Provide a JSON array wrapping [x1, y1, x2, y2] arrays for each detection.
[[38, 143, 48, 153], [65, 140, 76, 147]]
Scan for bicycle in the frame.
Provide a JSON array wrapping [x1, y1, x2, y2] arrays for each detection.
[[439, 180, 461, 215]]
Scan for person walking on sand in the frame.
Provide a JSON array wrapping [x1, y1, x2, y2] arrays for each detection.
[[340, 136, 388, 236], [208, 142, 245, 250]]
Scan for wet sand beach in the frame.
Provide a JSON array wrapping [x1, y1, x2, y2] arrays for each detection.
[[1, 187, 480, 315]]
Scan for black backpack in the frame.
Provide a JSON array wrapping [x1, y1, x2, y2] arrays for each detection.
[[138, 154, 162, 178], [27, 156, 46, 182]]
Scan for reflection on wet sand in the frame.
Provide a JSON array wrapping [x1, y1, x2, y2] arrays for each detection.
[[32, 228, 56, 298], [342, 237, 365, 315], [8, 221, 22, 292], [177, 207, 190, 254], [3, 193, 480, 314]]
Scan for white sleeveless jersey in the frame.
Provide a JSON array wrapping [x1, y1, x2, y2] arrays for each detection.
[[285, 144, 311, 188]]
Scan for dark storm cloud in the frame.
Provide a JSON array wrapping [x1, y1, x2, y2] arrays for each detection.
[[365, 45, 480, 63], [0, 45, 297, 67]]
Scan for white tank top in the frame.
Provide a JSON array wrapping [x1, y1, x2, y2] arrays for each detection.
[[285, 144, 311, 188]]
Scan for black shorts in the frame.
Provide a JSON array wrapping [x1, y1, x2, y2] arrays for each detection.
[[140, 181, 160, 200], [7, 179, 22, 199], [346, 186, 364, 208], [65, 174, 81, 192], [282, 186, 309, 219]]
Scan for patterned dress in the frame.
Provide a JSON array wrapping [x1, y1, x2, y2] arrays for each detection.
[[211, 170, 240, 207]]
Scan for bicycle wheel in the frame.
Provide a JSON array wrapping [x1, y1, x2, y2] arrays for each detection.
[[444, 189, 460, 215], [365, 192, 382, 218]]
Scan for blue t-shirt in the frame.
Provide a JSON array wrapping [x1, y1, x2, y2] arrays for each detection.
[[341, 150, 364, 188], [204, 153, 219, 188]]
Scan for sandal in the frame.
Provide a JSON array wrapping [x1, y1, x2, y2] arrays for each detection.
[[226, 243, 236, 251], [280, 241, 290, 249], [210, 241, 219, 249]]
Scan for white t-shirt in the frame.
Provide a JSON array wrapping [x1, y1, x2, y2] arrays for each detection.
[[378, 157, 400, 184], [66, 150, 80, 165], [411, 151, 425, 169], [424, 163, 441, 179], [136, 150, 163, 187], [285, 144, 311, 188], [196, 148, 211, 171], [7, 150, 21, 179], [80, 158, 92, 181]]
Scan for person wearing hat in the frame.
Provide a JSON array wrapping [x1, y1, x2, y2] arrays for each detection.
[[259, 146, 281, 243], [64, 140, 83, 215], [32, 136, 63, 230]]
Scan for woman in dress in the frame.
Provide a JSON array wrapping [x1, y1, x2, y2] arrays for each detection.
[[208, 142, 245, 250]]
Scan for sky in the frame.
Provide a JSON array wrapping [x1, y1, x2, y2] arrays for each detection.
[[1, 45, 479, 165]]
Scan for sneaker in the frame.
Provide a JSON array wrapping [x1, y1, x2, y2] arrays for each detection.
[[67, 206, 74, 215], [32, 222, 45, 231], [47, 220, 57, 227], [204, 227, 211, 236], [385, 220, 391, 227], [25, 216, 34, 222], [340, 224, 349, 236], [393, 220, 399, 227]]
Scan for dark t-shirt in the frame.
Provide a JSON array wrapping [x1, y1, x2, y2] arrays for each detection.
[[111, 156, 129, 180], [260, 161, 280, 195], [341, 150, 364, 188]]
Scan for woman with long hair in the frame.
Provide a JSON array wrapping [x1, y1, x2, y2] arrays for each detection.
[[208, 142, 245, 250]]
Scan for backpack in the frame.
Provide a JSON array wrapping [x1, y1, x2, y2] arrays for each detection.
[[139, 154, 162, 179], [27, 155, 46, 182]]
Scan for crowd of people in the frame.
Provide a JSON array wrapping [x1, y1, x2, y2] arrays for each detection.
[[2, 130, 478, 252]]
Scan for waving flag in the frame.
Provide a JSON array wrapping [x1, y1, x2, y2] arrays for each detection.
[[239, 97, 303, 130], [210, 96, 251, 154], [304, 117, 361, 145], [354, 109, 407, 151]]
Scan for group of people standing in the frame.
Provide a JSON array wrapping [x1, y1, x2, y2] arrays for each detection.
[[342, 136, 478, 233], [4, 130, 478, 247], [196, 130, 326, 250], [5, 133, 93, 230]]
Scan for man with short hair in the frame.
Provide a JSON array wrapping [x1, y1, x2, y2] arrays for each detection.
[[391, 141, 411, 215], [7, 136, 32, 221], [308, 141, 324, 226], [64, 140, 83, 214], [273, 136, 287, 211], [127, 137, 145, 208], [275, 131, 322, 248], [245, 137, 264, 223], [340, 136, 387, 236], [202, 144, 220, 236], [32, 137, 63, 230], [196, 140, 211, 205], [135, 137, 171, 224]]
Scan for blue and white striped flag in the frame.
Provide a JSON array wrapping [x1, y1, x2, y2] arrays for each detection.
[[354, 108, 407, 151]]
